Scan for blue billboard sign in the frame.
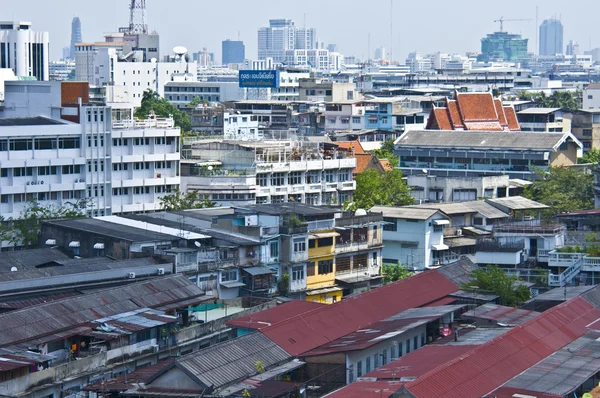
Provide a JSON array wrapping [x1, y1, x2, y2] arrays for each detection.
[[239, 70, 280, 88]]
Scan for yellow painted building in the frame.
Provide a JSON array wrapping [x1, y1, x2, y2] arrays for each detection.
[[305, 230, 342, 304]]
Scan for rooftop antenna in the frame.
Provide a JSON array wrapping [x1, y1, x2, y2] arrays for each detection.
[[128, 0, 148, 34]]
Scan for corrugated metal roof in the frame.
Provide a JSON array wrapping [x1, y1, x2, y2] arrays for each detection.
[[227, 301, 325, 331], [324, 380, 404, 398], [0, 275, 204, 348], [486, 196, 550, 211], [517, 107, 562, 114], [407, 202, 480, 215], [436, 259, 478, 287], [0, 248, 70, 272], [44, 218, 176, 243], [164, 333, 291, 389], [487, 387, 562, 398], [462, 200, 511, 219], [261, 266, 463, 356], [402, 296, 600, 398], [462, 304, 539, 326], [370, 206, 442, 221], [397, 130, 573, 151]]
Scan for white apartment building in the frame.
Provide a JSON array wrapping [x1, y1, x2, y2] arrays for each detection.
[[164, 81, 245, 108], [94, 48, 198, 107], [584, 83, 600, 110], [74, 41, 129, 83], [223, 112, 261, 140], [0, 21, 49, 81], [181, 140, 356, 207], [258, 19, 315, 63], [270, 71, 310, 101], [0, 80, 62, 120]]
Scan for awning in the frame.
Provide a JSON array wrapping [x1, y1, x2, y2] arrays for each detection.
[[309, 232, 340, 239], [242, 267, 276, 276], [433, 219, 450, 226], [431, 244, 449, 251], [45, 239, 56, 246], [69, 241, 80, 248], [306, 286, 343, 296], [220, 281, 246, 288], [93, 243, 105, 250]]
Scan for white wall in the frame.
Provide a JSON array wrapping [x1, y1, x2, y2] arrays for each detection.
[[584, 87, 600, 110], [476, 251, 523, 266]]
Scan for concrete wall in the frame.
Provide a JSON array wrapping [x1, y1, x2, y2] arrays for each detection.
[[476, 250, 523, 266], [151, 367, 202, 390], [550, 141, 579, 166]]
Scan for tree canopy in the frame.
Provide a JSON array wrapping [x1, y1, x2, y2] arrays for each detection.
[[372, 139, 399, 167], [382, 263, 414, 283], [187, 96, 209, 108], [159, 188, 217, 211], [578, 148, 600, 164], [463, 266, 531, 307], [350, 169, 414, 210], [0, 200, 88, 248], [135, 89, 191, 132], [518, 90, 582, 111], [523, 167, 593, 218]]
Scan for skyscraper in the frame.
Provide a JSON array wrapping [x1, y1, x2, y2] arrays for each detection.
[[539, 18, 563, 56], [257, 19, 316, 62], [70, 17, 82, 60], [222, 40, 245, 65], [478, 32, 528, 62]]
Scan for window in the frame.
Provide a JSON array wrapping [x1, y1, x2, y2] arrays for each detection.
[[309, 239, 316, 249], [318, 237, 333, 247], [59, 137, 80, 149], [288, 171, 303, 185], [433, 224, 444, 233], [338, 171, 350, 182], [35, 138, 57, 150], [256, 174, 268, 187], [10, 139, 32, 151], [318, 259, 333, 275], [352, 117, 361, 123], [307, 261, 315, 276], [473, 217, 484, 226], [373, 225, 379, 240], [406, 338, 411, 353], [421, 332, 426, 346], [270, 241, 279, 258], [221, 270, 237, 282], [366, 356, 371, 373], [589, 95, 594, 99], [293, 238, 306, 253], [292, 265, 304, 281], [390, 345, 396, 360], [384, 217, 397, 231], [357, 361, 362, 377], [324, 170, 335, 182], [583, 129, 593, 137], [0, 169, 7, 177], [271, 172, 285, 186], [374, 353, 379, 367], [414, 335, 419, 350]]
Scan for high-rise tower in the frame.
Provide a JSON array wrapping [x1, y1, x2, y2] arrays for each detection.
[[539, 18, 563, 56], [69, 17, 82, 60]]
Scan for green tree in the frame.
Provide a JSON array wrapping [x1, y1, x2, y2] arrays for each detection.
[[159, 188, 217, 211], [351, 169, 414, 210], [0, 200, 88, 248], [524, 167, 593, 218], [135, 89, 191, 132], [278, 273, 290, 295], [382, 263, 414, 283], [518, 90, 581, 111], [578, 148, 600, 164], [463, 266, 531, 307], [187, 96, 209, 108], [372, 139, 399, 167]]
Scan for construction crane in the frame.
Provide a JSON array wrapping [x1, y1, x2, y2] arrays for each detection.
[[494, 17, 532, 32]]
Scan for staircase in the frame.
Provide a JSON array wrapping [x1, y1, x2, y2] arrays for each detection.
[[548, 258, 583, 287]]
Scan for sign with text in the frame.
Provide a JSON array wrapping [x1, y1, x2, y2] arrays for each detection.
[[239, 70, 280, 88]]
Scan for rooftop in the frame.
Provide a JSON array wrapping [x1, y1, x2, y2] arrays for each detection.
[[227, 300, 324, 331], [396, 130, 578, 151], [240, 203, 340, 217], [407, 202, 480, 216], [461, 304, 539, 326], [486, 196, 550, 211], [369, 206, 443, 221], [517, 107, 562, 114], [0, 248, 70, 272], [0, 117, 66, 127]]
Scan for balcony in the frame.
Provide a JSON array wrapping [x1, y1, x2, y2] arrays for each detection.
[[336, 213, 384, 228], [494, 221, 566, 235], [280, 224, 309, 235], [335, 241, 369, 254], [307, 219, 335, 231], [547, 251, 582, 268]]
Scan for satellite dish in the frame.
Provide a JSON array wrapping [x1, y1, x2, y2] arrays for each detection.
[[173, 46, 188, 56], [355, 209, 367, 216], [194, 241, 202, 248], [150, 57, 157, 63], [10, 267, 17, 272], [207, 166, 214, 171]]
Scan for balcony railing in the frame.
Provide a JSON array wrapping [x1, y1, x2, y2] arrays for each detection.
[[335, 241, 369, 253], [336, 212, 384, 228], [280, 224, 309, 235], [113, 117, 175, 129], [494, 221, 566, 235]]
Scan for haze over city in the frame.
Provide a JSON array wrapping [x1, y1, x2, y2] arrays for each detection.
[[6, 0, 600, 61]]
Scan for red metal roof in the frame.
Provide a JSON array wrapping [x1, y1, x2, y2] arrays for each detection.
[[402, 296, 600, 398], [486, 386, 562, 398], [462, 304, 539, 325], [227, 300, 325, 330], [423, 296, 457, 307], [325, 380, 404, 398], [261, 270, 460, 356]]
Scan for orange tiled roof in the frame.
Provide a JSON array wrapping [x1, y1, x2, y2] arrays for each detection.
[[456, 92, 498, 122], [378, 159, 393, 171], [494, 99, 508, 128], [463, 121, 503, 131], [446, 100, 464, 129], [504, 106, 521, 131], [426, 107, 453, 130], [354, 153, 374, 175], [336, 140, 365, 154]]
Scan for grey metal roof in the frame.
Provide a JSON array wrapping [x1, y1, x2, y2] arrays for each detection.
[[242, 267, 276, 276], [461, 304, 540, 326], [44, 218, 177, 242], [396, 130, 574, 151], [0, 248, 70, 272], [163, 333, 291, 389], [436, 258, 478, 286], [370, 206, 442, 220], [408, 202, 479, 216], [387, 305, 466, 320], [485, 196, 549, 211], [501, 332, 600, 396], [437, 327, 510, 346], [0, 117, 65, 127], [517, 107, 562, 114], [525, 285, 595, 305], [0, 275, 205, 348], [461, 200, 510, 219], [241, 203, 340, 217]]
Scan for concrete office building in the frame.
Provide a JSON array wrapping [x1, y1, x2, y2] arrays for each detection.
[[222, 40, 245, 65], [0, 21, 49, 81], [258, 19, 316, 63], [539, 18, 563, 56]]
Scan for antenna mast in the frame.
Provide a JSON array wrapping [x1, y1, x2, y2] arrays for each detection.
[[129, 0, 148, 34]]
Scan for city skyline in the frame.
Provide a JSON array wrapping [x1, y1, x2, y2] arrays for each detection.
[[5, 0, 600, 63]]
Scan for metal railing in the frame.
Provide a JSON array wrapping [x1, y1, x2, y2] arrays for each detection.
[[113, 117, 175, 129], [548, 258, 582, 287]]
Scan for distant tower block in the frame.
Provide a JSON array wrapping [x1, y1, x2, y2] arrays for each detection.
[[129, 0, 148, 34]]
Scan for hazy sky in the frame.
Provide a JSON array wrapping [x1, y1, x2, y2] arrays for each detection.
[[5, 0, 600, 62]]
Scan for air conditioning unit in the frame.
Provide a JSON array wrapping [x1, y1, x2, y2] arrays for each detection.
[[39, 181, 44, 185], [26, 181, 31, 185], [157, 268, 165, 275], [456, 229, 462, 236], [128, 272, 136, 279], [434, 260, 441, 266]]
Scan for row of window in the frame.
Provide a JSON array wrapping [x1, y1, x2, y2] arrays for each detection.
[[166, 86, 220, 93], [306, 259, 334, 276], [0, 138, 80, 151], [112, 161, 175, 171], [0, 190, 84, 203], [112, 137, 176, 146], [256, 171, 351, 187], [112, 185, 176, 196], [0, 165, 82, 177]]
